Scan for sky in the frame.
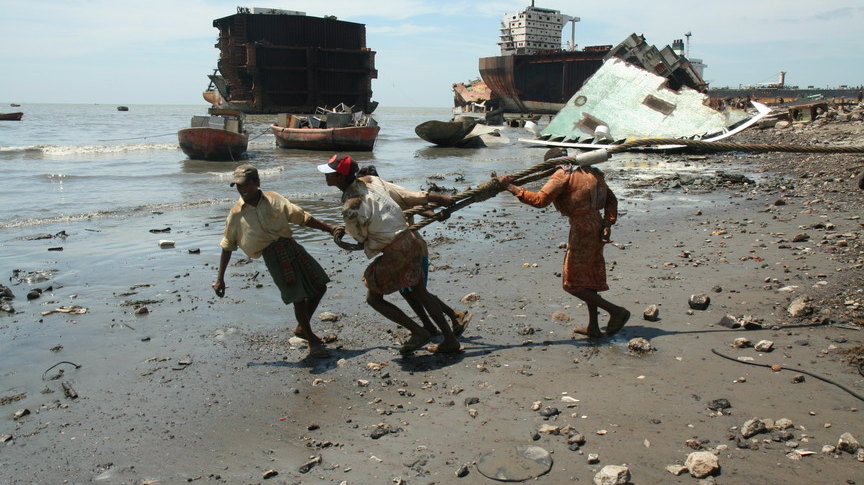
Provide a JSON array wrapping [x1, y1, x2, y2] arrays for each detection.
[[1, 0, 862, 107]]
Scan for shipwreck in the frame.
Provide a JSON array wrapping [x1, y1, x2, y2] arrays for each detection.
[[204, 7, 378, 115], [522, 34, 771, 150]]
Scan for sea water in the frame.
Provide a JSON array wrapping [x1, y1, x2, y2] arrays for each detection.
[[0, 103, 725, 297]]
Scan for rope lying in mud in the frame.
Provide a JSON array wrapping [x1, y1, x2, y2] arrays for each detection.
[[332, 138, 864, 250], [711, 348, 864, 402]]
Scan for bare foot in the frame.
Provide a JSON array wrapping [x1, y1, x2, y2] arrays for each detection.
[[427, 340, 463, 354], [573, 326, 604, 339], [606, 309, 631, 336], [452, 311, 473, 337], [307, 345, 332, 359], [399, 329, 432, 355]]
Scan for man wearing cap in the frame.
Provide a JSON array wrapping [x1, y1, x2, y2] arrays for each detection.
[[213, 164, 339, 359], [319, 154, 462, 354]]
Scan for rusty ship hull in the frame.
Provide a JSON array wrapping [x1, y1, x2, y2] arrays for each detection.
[[479, 48, 611, 115], [207, 9, 377, 115]]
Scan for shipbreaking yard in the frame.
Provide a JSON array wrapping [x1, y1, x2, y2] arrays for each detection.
[[1, 103, 863, 484]]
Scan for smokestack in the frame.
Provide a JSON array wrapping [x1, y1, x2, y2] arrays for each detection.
[[779, 71, 786, 87]]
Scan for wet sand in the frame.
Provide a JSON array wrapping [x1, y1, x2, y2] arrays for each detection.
[[1, 121, 863, 484]]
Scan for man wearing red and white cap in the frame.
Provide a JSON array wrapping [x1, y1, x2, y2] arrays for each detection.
[[319, 154, 461, 354]]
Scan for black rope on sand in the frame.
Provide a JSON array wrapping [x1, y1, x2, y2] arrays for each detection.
[[711, 348, 864, 402], [42, 361, 82, 381]]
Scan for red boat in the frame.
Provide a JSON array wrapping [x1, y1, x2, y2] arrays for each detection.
[[0, 112, 23, 121], [271, 124, 379, 152], [270, 107, 379, 151], [178, 110, 248, 161]]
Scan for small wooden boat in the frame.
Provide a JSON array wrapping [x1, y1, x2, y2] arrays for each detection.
[[178, 109, 248, 161], [117, 106, 129, 111], [0, 112, 23, 121], [271, 105, 379, 151]]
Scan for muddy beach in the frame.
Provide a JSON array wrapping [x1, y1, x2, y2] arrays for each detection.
[[1, 117, 863, 485]]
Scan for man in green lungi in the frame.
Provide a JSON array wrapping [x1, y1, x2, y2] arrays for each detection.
[[213, 164, 338, 359]]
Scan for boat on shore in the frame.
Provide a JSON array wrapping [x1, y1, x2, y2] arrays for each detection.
[[178, 109, 248, 161], [271, 105, 379, 151], [0, 112, 23, 121]]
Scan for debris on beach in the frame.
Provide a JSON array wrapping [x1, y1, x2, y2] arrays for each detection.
[[41, 305, 87, 316]]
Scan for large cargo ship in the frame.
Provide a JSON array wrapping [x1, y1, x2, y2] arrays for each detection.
[[478, 3, 611, 115], [204, 7, 378, 114]]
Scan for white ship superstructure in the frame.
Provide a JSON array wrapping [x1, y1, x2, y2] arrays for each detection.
[[498, 3, 574, 55]]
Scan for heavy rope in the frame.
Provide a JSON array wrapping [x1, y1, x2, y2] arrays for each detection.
[[711, 348, 864, 402], [333, 138, 864, 250]]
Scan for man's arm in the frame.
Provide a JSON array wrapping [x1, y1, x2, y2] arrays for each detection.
[[305, 216, 337, 235], [212, 248, 233, 297]]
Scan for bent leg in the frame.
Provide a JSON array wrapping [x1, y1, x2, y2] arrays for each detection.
[[411, 285, 460, 352]]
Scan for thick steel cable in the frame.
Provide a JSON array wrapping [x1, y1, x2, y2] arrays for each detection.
[[333, 138, 864, 249]]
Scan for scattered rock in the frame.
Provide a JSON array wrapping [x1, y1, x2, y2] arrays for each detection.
[[774, 418, 794, 430], [627, 337, 652, 354], [539, 406, 560, 418], [788, 296, 813, 318], [593, 465, 631, 485], [837, 432, 860, 454], [666, 464, 688, 476], [157, 240, 175, 249], [754, 340, 774, 352], [791, 233, 810, 242], [455, 463, 469, 478], [13, 408, 30, 420], [707, 398, 731, 411], [587, 453, 600, 464], [790, 374, 805, 383], [643, 304, 660, 321], [741, 418, 767, 438], [261, 469, 278, 479], [461, 292, 480, 304], [731, 337, 751, 348], [688, 294, 711, 311], [685, 451, 719, 478], [134, 305, 149, 315], [550, 311, 571, 322], [318, 311, 340, 322], [718, 314, 741, 329]]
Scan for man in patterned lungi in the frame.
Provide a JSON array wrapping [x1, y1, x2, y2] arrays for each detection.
[[355, 165, 472, 339], [213, 164, 338, 358], [498, 148, 630, 338], [320, 154, 462, 354]]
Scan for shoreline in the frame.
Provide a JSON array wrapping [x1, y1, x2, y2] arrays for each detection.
[[1, 120, 863, 484]]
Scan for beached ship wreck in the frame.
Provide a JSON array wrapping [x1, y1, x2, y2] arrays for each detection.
[[521, 34, 771, 150], [178, 110, 248, 161], [204, 7, 378, 115], [271, 104, 379, 151], [476, 2, 612, 115]]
